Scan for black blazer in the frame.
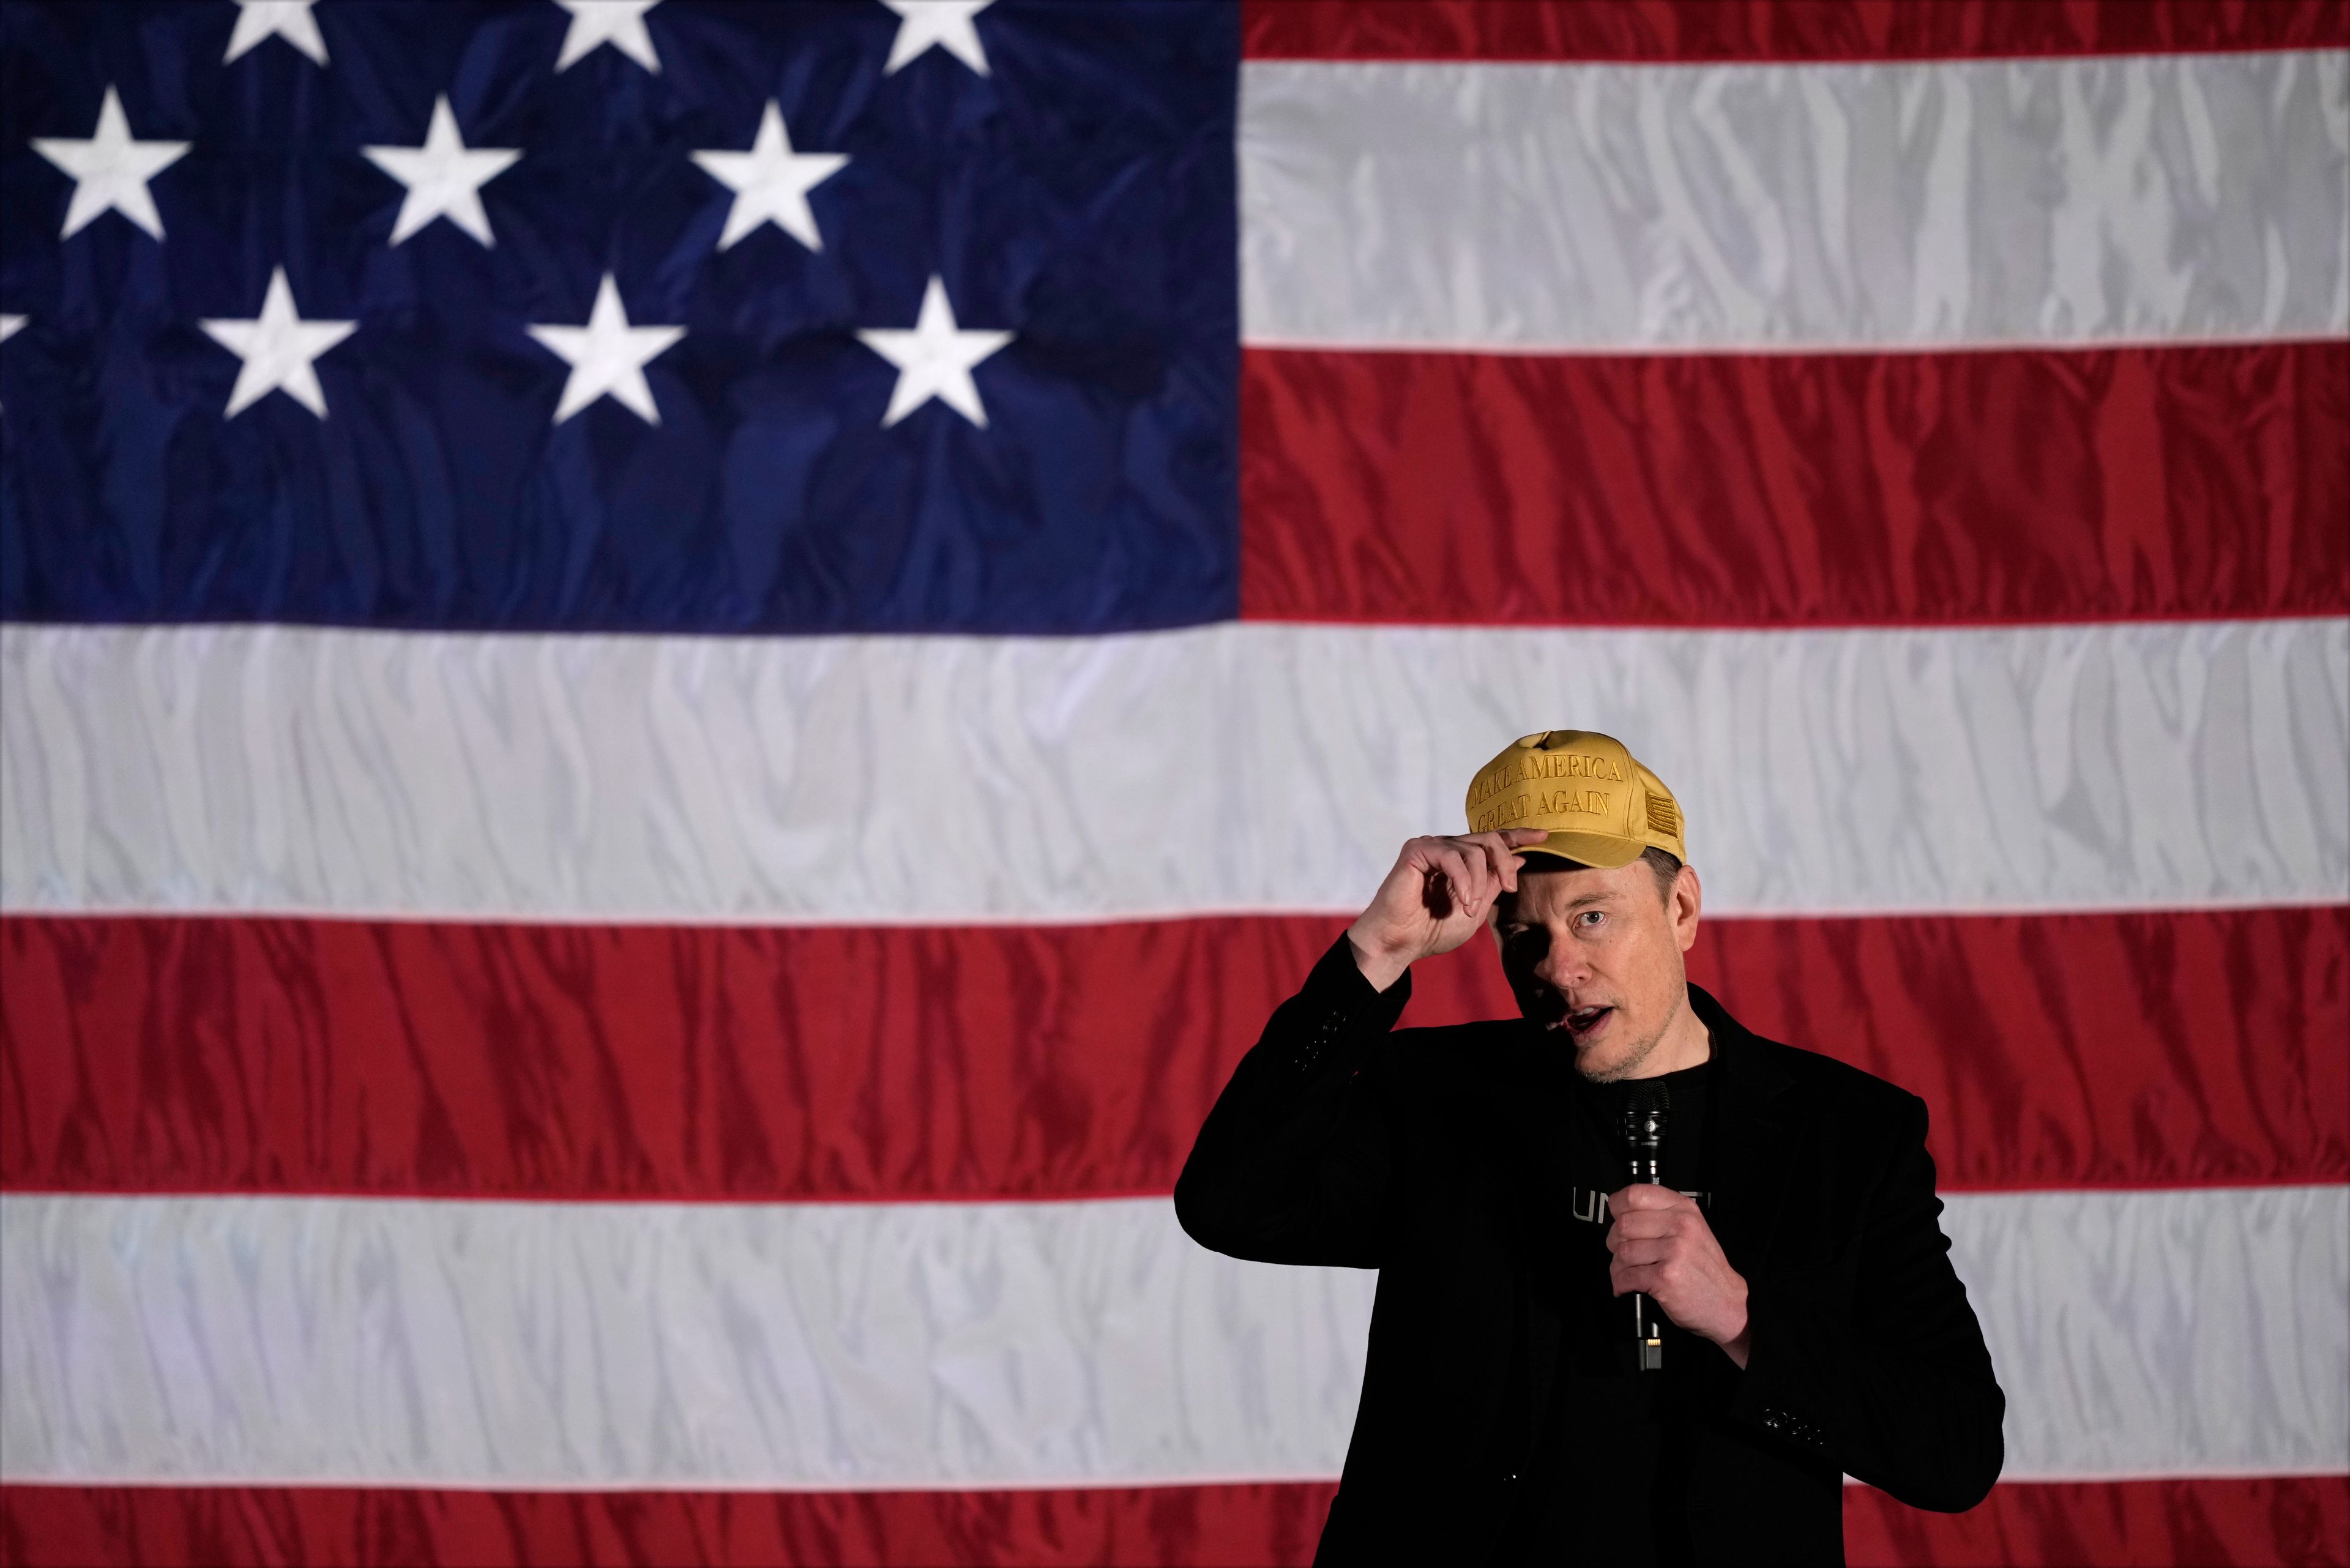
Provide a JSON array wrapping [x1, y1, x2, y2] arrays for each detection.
[[1174, 938, 2005, 1565]]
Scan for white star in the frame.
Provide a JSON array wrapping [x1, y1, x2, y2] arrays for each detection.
[[199, 267, 358, 419], [554, 0, 663, 73], [224, 0, 329, 66], [690, 102, 848, 253], [526, 273, 685, 425], [31, 86, 190, 241], [856, 275, 1012, 428], [364, 96, 521, 247], [882, 0, 993, 75]]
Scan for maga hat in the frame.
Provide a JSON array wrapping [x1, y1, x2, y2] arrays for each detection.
[[1464, 730, 1687, 870]]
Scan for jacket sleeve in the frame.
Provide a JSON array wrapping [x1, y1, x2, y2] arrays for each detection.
[[1728, 1096, 2006, 1512], [1173, 935, 1413, 1269]]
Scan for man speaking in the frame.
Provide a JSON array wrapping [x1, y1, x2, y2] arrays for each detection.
[[1176, 730, 2004, 1564]]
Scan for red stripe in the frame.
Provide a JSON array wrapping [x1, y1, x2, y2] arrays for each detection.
[[0, 1484, 1340, 1568], [4, 1479, 2344, 1567], [1845, 1477, 2350, 1567], [1241, 0, 2350, 62], [1240, 343, 2350, 629], [2, 907, 2340, 1200]]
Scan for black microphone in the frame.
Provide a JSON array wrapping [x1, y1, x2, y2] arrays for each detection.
[[1621, 1081, 1670, 1372]]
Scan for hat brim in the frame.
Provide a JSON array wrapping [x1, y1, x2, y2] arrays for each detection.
[[1513, 831, 1647, 872]]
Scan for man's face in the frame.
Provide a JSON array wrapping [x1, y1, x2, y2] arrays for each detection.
[[1491, 857, 1703, 1081]]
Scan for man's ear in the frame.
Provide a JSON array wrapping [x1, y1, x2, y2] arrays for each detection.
[[1672, 864, 1703, 954]]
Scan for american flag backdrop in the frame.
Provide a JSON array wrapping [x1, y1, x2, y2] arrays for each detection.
[[0, 0, 2346, 1563]]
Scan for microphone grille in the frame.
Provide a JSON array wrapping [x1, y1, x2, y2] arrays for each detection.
[[1626, 1080, 1670, 1115]]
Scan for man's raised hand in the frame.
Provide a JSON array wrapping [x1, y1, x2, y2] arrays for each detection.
[[1345, 829, 1550, 991]]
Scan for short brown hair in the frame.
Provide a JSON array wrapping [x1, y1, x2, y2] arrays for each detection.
[[1521, 846, 1682, 902]]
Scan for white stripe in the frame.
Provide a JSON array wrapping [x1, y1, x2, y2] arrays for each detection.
[[0, 1187, 2338, 1487], [1240, 52, 2350, 352], [0, 1193, 1366, 1491], [1958, 1184, 2350, 1482], [3, 619, 2342, 922]]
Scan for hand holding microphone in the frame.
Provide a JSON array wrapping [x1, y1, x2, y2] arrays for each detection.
[[1605, 1182, 1752, 1369]]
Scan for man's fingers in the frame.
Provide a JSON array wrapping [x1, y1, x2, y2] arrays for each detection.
[[1459, 834, 1502, 890], [1610, 1261, 1666, 1297], [1608, 1184, 1696, 1213], [1454, 845, 1499, 913], [1608, 1236, 1678, 1268], [1605, 1211, 1690, 1243], [1430, 846, 1483, 917], [1408, 842, 1458, 913], [1464, 832, 1524, 892], [1417, 862, 1455, 920], [1464, 845, 1497, 910], [1390, 829, 1561, 925], [1408, 833, 1546, 909]]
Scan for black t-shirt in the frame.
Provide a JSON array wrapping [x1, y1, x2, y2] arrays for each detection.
[[1494, 1056, 1721, 1565]]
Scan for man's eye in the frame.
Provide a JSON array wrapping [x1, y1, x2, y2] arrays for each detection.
[[1576, 911, 1605, 928]]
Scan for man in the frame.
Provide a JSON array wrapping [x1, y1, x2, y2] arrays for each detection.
[[1176, 730, 2004, 1564]]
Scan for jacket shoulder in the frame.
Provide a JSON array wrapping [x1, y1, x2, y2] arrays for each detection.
[[1693, 980, 1915, 1110], [1365, 1017, 1534, 1088], [1724, 1017, 1928, 1127], [1386, 1017, 1527, 1048], [1375, 1016, 1527, 1057]]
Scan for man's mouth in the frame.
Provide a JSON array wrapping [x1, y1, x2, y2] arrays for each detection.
[[1564, 1004, 1614, 1038]]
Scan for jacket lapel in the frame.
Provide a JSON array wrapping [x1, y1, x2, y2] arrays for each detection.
[[1492, 1028, 1621, 1234], [1485, 1028, 1597, 1457], [1689, 984, 1802, 1280]]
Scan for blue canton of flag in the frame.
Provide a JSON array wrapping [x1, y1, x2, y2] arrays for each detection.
[[0, 0, 1240, 633]]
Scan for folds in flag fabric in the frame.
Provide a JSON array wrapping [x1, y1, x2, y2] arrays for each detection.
[[1, 2, 2344, 1565]]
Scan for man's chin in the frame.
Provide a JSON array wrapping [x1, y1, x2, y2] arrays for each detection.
[[1569, 1022, 1660, 1083]]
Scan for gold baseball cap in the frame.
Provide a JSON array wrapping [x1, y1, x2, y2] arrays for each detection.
[[1464, 730, 1687, 870]]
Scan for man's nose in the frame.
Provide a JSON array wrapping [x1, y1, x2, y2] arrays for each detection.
[[1537, 938, 1589, 990]]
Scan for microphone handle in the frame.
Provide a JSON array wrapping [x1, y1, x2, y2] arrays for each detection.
[[1628, 1150, 1664, 1371]]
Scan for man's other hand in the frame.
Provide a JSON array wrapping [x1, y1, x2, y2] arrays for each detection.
[[1346, 830, 1551, 991], [1606, 1184, 1752, 1368]]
